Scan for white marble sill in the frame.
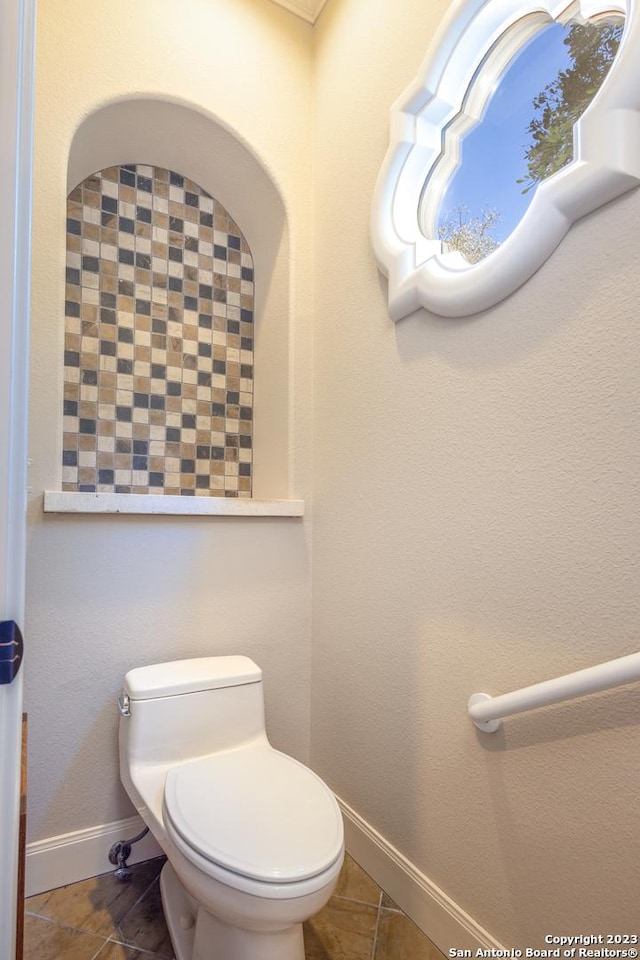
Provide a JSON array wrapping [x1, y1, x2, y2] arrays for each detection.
[[43, 491, 304, 517]]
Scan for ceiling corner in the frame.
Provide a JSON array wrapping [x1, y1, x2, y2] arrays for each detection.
[[267, 0, 329, 25]]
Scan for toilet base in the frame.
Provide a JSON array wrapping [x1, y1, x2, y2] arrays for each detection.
[[160, 862, 196, 960], [160, 862, 306, 960]]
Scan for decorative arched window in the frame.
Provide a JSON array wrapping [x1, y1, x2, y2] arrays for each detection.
[[62, 164, 254, 496], [371, 0, 638, 319]]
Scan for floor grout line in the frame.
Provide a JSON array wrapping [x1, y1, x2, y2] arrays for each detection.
[[26, 913, 110, 960], [369, 889, 384, 960], [25, 911, 107, 941], [24, 862, 168, 960], [26, 911, 173, 960], [103, 934, 174, 959], [24, 908, 58, 920], [331, 893, 383, 909], [112, 861, 165, 940], [88, 934, 111, 960]]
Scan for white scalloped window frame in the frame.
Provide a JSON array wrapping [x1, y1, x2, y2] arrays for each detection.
[[371, 0, 639, 319]]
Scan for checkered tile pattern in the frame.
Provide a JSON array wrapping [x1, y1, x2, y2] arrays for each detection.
[[62, 165, 254, 497]]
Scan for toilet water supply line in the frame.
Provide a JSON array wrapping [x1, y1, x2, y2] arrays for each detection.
[[109, 825, 150, 881], [468, 650, 640, 732]]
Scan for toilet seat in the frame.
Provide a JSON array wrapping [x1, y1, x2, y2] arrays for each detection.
[[163, 745, 343, 885]]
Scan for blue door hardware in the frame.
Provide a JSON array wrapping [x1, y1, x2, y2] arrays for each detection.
[[0, 621, 23, 685]]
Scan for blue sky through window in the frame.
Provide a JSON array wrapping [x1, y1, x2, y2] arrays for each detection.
[[437, 20, 574, 243]]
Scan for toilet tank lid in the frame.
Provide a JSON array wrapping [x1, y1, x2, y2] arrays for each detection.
[[123, 656, 262, 700]]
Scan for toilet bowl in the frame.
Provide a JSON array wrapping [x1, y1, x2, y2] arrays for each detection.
[[118, 656, 344, 960]]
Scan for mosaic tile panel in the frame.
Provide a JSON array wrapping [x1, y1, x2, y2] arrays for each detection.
[[63, 164, 254, 497]]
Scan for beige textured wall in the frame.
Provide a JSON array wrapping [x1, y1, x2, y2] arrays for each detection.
[[26, 0, 314, 841], [311, 0, 640, 948], [27, 0, 640, 945]]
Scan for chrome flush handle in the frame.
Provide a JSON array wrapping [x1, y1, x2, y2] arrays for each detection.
[[118, 693, 131, 717]]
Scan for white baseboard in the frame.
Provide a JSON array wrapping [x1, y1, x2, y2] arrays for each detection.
[[26, 814, 163, 897], [337, 796, 504, 954]]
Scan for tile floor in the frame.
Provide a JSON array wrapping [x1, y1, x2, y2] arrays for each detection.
[[24, 854, 447, 960]]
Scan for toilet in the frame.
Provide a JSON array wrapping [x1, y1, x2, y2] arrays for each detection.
[[118, 656, 344, 960]]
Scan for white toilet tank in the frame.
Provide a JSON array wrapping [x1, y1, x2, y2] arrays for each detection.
[[119, 656, 268, 767]]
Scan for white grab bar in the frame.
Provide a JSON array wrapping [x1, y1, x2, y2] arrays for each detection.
[[468, 651, 640, 732]]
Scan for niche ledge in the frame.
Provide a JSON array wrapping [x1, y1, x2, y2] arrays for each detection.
[[43, 491, 304, 518]]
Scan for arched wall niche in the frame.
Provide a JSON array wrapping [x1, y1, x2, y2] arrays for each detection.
[[67, 97, 291, 498]]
